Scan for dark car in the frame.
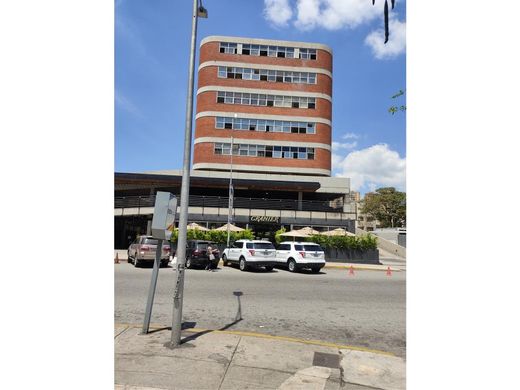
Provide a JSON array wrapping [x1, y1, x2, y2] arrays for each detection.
[[185, 240, 220, 269]]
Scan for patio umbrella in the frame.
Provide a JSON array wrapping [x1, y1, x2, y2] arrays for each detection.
[[279, 230, 310, 241], [187, 222, 209, 231], [297, 226, 320, 235], [214, 223, 245, 232], [321, 228, 356, 237]]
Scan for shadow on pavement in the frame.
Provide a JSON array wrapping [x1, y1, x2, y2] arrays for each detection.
[[180, 318, 243, 344]]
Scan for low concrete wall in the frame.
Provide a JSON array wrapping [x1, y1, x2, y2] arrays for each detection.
[[356, 228, 406, 258], [324, 248, 380, 264]]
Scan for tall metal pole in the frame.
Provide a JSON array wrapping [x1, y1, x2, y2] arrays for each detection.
[[170, 0, 203, 348], [226, 136, 234, 247]]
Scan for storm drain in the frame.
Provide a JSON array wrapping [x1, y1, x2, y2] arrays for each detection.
[[312, 352, 340, 369]]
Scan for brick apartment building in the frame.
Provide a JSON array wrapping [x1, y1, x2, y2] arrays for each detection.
[[114, 36, 357, 248], [193, 36, 333, 176]]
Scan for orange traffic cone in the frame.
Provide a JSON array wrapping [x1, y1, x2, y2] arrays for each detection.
[[348, 265, 355, 275], [386, 266, 392, 276], [115, 253, 120, 264]]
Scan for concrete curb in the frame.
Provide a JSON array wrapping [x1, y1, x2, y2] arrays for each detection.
[[118, 259, 404, 272], [115, 323, 395, 357]]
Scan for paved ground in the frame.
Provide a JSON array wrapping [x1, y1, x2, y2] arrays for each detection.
[[115, 324, 406, 390], [115, 262, 406, 357]]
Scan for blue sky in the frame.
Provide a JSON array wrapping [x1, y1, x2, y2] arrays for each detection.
[[115, 0, 406, 194]]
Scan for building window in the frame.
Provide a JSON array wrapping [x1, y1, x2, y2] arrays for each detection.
[[213, 142, 316, 160], [215, 117, 318, 134], [217, 66, 317, 85], [215, 91, 316, 109], [219, 42, 237, 54], [229, 42, 313, 60], [299, 48, 317, 60]]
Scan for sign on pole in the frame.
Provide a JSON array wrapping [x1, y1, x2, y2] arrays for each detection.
[[151, 192, 178, 240]]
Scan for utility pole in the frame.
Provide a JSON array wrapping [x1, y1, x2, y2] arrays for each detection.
[[169, 0, 207, 348]]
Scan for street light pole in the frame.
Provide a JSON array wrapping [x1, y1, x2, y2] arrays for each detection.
[[170, 0, 207, 348], [227, 135, 234, 248], [226, 113, 237, 248]]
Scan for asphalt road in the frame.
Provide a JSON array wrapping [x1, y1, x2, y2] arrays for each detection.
[[115, 262, 406, 357]]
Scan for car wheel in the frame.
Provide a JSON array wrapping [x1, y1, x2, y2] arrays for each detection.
[[239, 257, 248, 272], [265, 266, 274, 272], [222, 254, 228, 267], [288, 259, 297, 273], [186, 257, 192, 269], [311, 267, 321, 273]]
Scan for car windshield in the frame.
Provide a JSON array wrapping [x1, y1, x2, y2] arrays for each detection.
[[304, 245, 323, 252], [196, 242, 209, 250], [143, 238, 159, 245], [253, 242, 275, 249]]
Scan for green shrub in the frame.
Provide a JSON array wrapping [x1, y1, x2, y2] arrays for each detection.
[[308, 233, 377, 251], [205, 230, 228, 244], [233, 229, 254, 241], [274, 227, 286, 245]]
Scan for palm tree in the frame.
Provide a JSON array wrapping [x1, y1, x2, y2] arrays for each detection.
[[372, 0, 396, 44]]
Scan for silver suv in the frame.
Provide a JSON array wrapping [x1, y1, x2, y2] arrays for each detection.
[[275, 241, 326, 273], [222, 239, 277, 271], [128, 236, 171, 267]]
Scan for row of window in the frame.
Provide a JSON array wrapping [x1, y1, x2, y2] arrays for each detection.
[[215, 116, 316, 134], [214, 143, 315, 160], [219, 42, 317, 60], [216, 91, 316, 109], [218, 66, 317, 84]]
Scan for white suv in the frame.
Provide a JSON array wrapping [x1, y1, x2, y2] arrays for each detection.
[[275, 241, 326, 273], [222, 239, 277, 271]]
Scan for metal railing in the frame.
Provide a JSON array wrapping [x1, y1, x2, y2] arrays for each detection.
[[114, 194, 344, 212]]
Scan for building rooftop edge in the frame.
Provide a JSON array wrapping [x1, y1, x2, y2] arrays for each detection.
[[200, 35, 333, 54], [120, 169, 350, 193]]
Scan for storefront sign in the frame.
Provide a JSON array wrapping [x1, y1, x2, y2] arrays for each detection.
[[250, 216, 280, 224]]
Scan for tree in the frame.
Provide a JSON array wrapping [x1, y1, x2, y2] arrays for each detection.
[[361, 187, 406, 228], [389, 89, 406, 115]]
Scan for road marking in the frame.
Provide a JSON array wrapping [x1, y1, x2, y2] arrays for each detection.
[[115, 323, 395, 356]]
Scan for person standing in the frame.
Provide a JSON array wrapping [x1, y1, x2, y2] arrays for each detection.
[[206, 244, 215, 271]]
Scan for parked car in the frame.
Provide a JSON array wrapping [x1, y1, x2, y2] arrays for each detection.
[[222, 239, 276, 271], [127, 236, 171, 267], [275, 241, 326, 273], [185, 240, 220, 269]]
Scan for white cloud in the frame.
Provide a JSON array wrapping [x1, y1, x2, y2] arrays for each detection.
[[333, 144, 406, 191], [342, 132, 360, 140], [294, 0, 380, 31], [263, 0, 293, 27], [332, 141, 357, 151], [365, 16, 406, 59]]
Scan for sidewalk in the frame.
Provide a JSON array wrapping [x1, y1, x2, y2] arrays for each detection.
[[115, 325, 405, 390]]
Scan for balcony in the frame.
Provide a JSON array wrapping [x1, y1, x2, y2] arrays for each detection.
[[114, 195, 356, 225]]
